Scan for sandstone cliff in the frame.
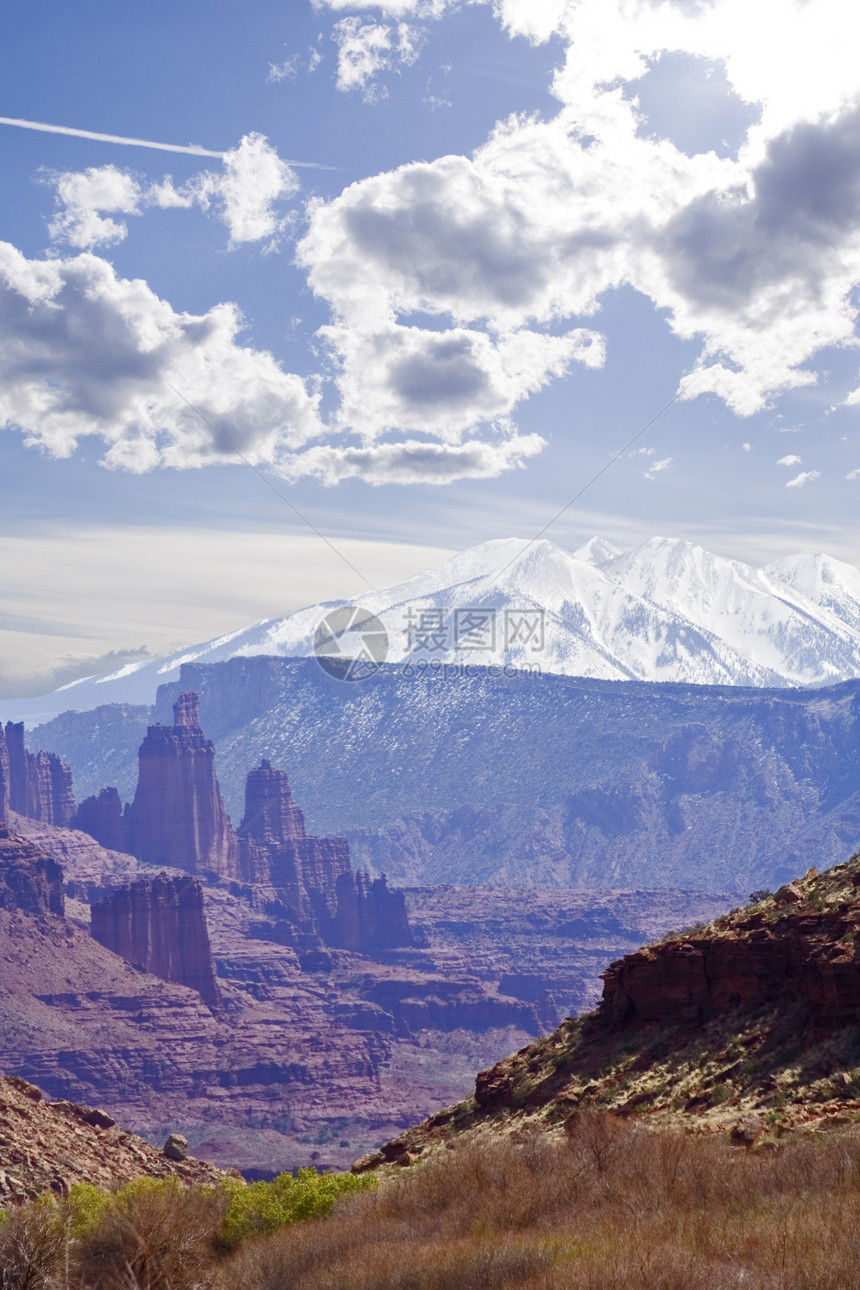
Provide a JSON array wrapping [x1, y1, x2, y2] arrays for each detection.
[[91, 873, 220, 1006], [124, 693, 238, 877], [0, 722, 75, 827], [312, 871, 414, 951], [72, 786, 125, 853]]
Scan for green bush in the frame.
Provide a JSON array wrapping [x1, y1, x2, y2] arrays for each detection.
[[220, 1167, 377, 1249]]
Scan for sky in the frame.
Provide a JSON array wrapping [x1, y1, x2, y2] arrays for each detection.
[[2, 0, 860, 697]]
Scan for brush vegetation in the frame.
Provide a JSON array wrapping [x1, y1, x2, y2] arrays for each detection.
[[6, 1118, 860, 1288]]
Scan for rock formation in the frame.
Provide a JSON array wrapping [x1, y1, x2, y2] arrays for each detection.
[[0, 828, 65, 917], [124, 693, 237, 877], [91, 873, 220, 1006], [0, 722, 75, 827], [237, 759, 351, 922], [312, 871, 414, 951]]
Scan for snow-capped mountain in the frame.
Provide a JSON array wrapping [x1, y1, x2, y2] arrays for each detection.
[[3, 536, 860, 726]]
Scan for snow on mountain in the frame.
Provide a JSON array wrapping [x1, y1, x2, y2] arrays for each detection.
[[599, 538, 860, 686], [766, 551, 860, 637], [3, 535, 860, 727]]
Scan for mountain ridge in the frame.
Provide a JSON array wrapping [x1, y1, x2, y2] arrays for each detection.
[[5, 536, 860, 725]]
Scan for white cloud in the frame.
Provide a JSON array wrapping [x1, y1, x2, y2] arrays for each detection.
[[645, 455, 673, 479], [267, 55, 300, 83], [46, 165, 142, 250], [276, 429, 546, 485], [191, 133, 299, 246], [47, 134, 298, 251], [742, 442, 752, 451], [777, 454, 801, 466], [298, 0, 860, 442], [332, 17, 423, 98], [847, 468, 860, 480], [0, 242, 321, 471], [317, 319, 602, 438], [785, 470, 821, 488]]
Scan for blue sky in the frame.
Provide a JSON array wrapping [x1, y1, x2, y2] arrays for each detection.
[[1, 0, 860, 696]]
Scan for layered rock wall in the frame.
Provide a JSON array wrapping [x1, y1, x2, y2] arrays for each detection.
[[237, 760, 352, 925], [72, 786, 126, 853], [599, 894, 860, 1031], [91, 873, 220, 1006]]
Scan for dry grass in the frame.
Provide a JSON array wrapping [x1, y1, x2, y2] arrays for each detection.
[[7, 1118, 860, 1288], [229, 1116, 860, 1290]]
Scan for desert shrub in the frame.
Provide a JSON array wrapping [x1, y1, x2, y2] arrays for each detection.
[[71, 1176, 228, 1290], [0, 1197, 65, 1290]]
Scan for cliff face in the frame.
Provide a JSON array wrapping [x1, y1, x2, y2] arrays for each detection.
[[91, 874, 220, 1006], [598, 875, 860, 1032], [0, 827, 65, 917], [124, 693, 237, 878], [0, 723, 75, 827]]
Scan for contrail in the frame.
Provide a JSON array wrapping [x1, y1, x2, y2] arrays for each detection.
[[0, 116, 338, 168], [0, 116, 225, 157]]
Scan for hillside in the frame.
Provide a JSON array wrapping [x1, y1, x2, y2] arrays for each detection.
[[0, 1074, 229, 1202], [366, 850, 860, 1167], [4, 536, 860, 726], [33, 658, 860, 893]]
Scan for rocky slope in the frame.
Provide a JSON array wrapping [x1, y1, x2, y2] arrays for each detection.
[[365, 850, 860, 1168], [0, 1076, 230, 1202]]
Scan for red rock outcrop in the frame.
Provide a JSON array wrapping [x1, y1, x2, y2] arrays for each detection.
[[0, 723, 75, 827], [91, 874, 220, 1007], [598, 899, 860, 1031], [124, 693, 237, 877]]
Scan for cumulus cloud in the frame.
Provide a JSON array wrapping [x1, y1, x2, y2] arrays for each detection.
[[785, 470, 821, 489], [318, 320, 602, 438], [47, 134, 298, 251], [0, 242, 321, 471], [47, 165, 143, 250], [298, 0, 860, 444], [332, 17, 422, 98], [777, 454, 802, 466], [846, 468, 860, 480]]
